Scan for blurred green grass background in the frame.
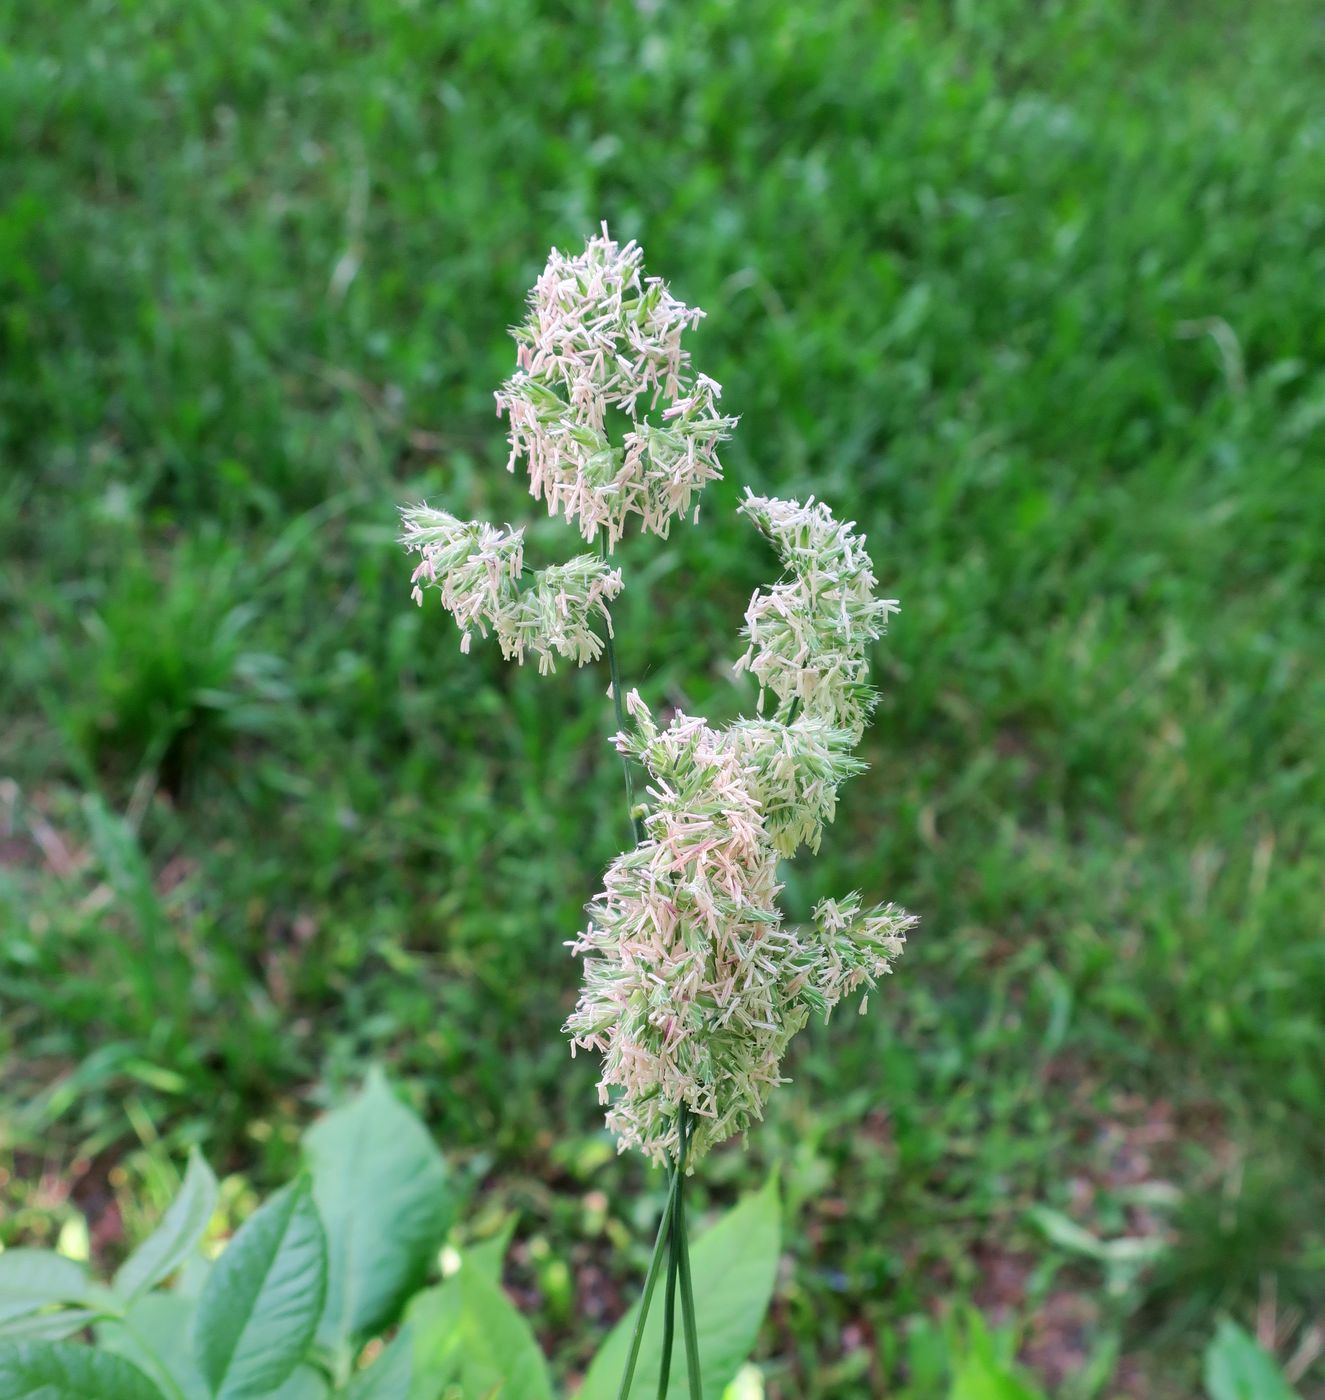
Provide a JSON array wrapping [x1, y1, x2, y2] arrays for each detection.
[[2, 0, 1324, 1393]]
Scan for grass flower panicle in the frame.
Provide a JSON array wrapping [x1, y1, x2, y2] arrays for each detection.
[[400, 231, 913, 1177], [399, 230, 914, 1396], [496, 224, 736, 548]]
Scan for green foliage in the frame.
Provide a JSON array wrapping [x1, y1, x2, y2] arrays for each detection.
[[100, 1293, 211, 1397], [579, 1177, 781, 1400], [3, 0, 1325, 1391], [194, 1178, 328, 1399], [344, 1330, 412, 1400], [945, 1313, 1044, 1400], [1202, 1320, 1300, 1400], [0, 1076, 780, 1396], [47, 534, 283, 792], [877, 1310, 1304, 1400], [304, 1068, 451, 1355], [890, 1312, 1047, 1400], [0, 1077, 1306, 1397], [115, 1151, 219, 1303], [0, 1078, 451, 1397], [408, 1271, 553, 1400], [0, 1252, 89, 1328], [0, 1341, 166, 1400]]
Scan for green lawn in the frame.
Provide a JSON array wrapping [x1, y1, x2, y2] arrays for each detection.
[[3, 0, 1324, 1394]]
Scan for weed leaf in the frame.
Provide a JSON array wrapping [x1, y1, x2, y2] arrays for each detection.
[[193, 1178, 327, 1399], [115, 1150, 219, 1301]]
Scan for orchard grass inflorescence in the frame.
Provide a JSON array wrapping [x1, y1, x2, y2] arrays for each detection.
[[400, 227, 913, 1394]]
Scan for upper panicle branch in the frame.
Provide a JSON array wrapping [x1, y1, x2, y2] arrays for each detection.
[[399, 227, 730, 673], [496, 224, 737, 549]]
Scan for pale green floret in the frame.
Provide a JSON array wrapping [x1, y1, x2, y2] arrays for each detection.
[[795, 894, 916, 1018], [401, 505, 622, 672], [724, 715, 865, 857], [735, 490, 899, 742]]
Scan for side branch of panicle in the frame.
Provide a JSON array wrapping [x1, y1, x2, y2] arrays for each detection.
[[401, 504, 622, 673], [735, 490, 899, 742]]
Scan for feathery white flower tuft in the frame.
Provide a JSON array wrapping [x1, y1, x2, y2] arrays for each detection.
[[401, 504, 622, 673], [735, 491, 899, 742], [496, 224, 736, 548], [565, 692, 911, 1164]]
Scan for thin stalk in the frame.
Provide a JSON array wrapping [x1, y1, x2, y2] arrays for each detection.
[[675, 1108, 704, 1397], [599, 537, 694, 1399], [615, 1186, 676, 1400], [599, 535, 644, 845], [656, 1163, 681, 1398], [657, 1108, 697, 1398]]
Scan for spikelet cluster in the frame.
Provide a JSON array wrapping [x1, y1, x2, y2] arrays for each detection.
[[735, 490, 900, 742], [401, 505, 622, 674], [401, 227, 728, 670], [565, 490, 914, 1164], [566, 700, 912, 1162], [724, 715, 864, 857], [496, 224, 737, 547], [566, 695, 794, 1160]]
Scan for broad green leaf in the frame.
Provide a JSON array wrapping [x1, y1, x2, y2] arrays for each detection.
[[0, 1310, 100, 1343], [0, 1340, 168, 1400], [405, 1281, 461, 1399], [193, 1177, 327, 1399], [407, 1271, 552, 1400], [268, 1364, 330, 1399], [0, 1251, 89, 1325], [1203, 1319, 1299, 1400], [100, 1293, 207, 1399], [578, 1176, 781, 1400], [175, 1253, 213, 1301], [347, 1325, 414, 1400], [115, 1151, 219, 1301], [464, 1221, 517, 1286], [304, 1069, 451, 1349]]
